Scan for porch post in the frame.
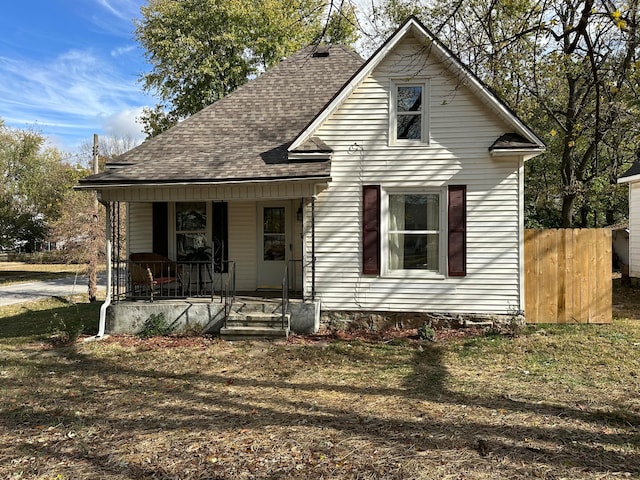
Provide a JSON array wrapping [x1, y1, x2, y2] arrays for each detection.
[[312, 193, 316, 300]]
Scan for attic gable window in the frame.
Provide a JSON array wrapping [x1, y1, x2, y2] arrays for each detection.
[[390, 80, 430, 144]]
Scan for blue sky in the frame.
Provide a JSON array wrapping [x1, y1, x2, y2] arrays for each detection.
[[0, 0, 151, 153]]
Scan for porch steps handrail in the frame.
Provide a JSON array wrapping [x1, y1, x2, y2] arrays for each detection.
[[281, 262, 289, 330], [223, 261, 237, 325]]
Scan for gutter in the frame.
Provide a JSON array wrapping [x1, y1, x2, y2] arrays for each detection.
[[75, 175, 332, 190]]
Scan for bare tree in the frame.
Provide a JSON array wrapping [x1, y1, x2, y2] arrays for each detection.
[[376, 0, 640, 227]]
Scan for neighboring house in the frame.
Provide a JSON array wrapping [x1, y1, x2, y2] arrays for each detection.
[[618, 162, 640, 278], [608, 221, 629, 272], [78, 17, 545, 335]]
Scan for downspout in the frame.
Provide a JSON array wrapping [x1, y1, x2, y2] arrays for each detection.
[[311, 193, 316, 300], [517, 157, 525, 313], [97, 199, 112, 338]]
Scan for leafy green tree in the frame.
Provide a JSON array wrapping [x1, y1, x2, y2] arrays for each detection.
[[0, 120, 82, 250], [136, 0, 359, 137], [0, 198, 46, 252], [321, 2, 360, 46]]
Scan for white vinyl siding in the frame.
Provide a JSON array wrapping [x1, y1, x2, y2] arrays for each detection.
[[127, 202, 153, 254], [306, 35, 523, 314], [227, 201, 258, 291], [629, 183, 640, 277]]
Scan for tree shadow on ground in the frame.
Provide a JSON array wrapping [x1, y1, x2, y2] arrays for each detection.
[[0, 300, 99, 340], [0, 335, 638, 478], [406, 341, 640, 474]]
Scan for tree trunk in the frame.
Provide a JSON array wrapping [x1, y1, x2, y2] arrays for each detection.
[[561, 193, 576, 228]]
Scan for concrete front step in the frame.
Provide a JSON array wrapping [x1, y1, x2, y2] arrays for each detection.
[[233, 299, 282, 314], [220, 325, 289, 340], [226, 314, 289, 329], [221, 309, 290, 340]]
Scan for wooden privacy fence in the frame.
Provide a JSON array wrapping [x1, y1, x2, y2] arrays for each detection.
[[524, 229, 611, 324]]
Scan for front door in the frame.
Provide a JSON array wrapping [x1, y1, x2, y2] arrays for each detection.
[[257, 202, 290, 289]]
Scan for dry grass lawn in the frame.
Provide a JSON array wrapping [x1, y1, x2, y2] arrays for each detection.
[[0, 283, 639, 479], [0, 262, 87, 286]]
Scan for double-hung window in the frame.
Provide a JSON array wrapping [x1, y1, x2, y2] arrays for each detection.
[[175, 202, 208, 261], [390, 80, 429, 144], [388, 193, 440, 272]]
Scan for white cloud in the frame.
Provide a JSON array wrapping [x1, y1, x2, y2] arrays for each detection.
[[95, 0, 142, 22], [101, 107, 145, 139], [0, 49, 146, 118], [111, 45, 137, 57], [0, 1, 150, 152]]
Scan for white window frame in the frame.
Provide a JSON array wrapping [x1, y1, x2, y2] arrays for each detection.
[[389, 79, 431, 146], [381, 187, 446, 278]]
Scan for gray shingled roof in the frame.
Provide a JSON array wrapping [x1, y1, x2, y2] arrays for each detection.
[[489, 133, 541, 151], [80, 45, 364, 186], [619, 161, 640, 180]]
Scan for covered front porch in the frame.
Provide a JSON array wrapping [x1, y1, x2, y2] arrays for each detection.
[[97, 180, 324, 337]]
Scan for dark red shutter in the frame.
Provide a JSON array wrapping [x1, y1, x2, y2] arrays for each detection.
[[212, 202, 228, 273], [448, 185, 466, 276], [152, 202, 169, 258], [362, 185, 381, 275]]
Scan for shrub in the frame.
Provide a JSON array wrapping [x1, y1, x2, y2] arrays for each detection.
[[417, 322, 436, 341], [49, 314, 84, 347], [137, 313, 174, 339]]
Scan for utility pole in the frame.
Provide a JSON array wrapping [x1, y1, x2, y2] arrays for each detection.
[[88, 134, 99, 302]]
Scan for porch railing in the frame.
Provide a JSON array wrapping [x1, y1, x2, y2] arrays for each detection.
[[114, 258, 233, 302], [281, 262, 289, 330], [223, 260, 236, 322]]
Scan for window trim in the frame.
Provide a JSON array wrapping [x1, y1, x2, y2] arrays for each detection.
[[381, 187, 446, 279], [389, 79, 431, 146]]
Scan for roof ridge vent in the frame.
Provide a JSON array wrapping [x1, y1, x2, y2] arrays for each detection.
[[313, 45, 330, 57]]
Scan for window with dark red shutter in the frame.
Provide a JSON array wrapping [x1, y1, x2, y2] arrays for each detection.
[[448, 185, 467, 276], [362, 185, 381, 275]]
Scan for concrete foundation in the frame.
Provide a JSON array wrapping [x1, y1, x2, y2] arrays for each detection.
[[106, 299, 321, 335], [106, 301, 227, 335]]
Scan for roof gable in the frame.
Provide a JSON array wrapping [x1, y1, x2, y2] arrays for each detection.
[[289, 16, 545, 153]]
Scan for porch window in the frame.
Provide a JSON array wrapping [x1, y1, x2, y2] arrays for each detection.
[[388, 193, 440, 271], [389, 80, 430, 144], [176, 202, 207, 261]]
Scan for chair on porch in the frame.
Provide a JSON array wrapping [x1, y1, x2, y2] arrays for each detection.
[[129, 252, 183, 300]]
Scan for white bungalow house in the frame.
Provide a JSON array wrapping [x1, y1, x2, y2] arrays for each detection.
[[78, 17, 545, 338]]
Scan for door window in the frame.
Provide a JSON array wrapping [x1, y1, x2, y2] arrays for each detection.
[[263, 207, 286, 261]]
